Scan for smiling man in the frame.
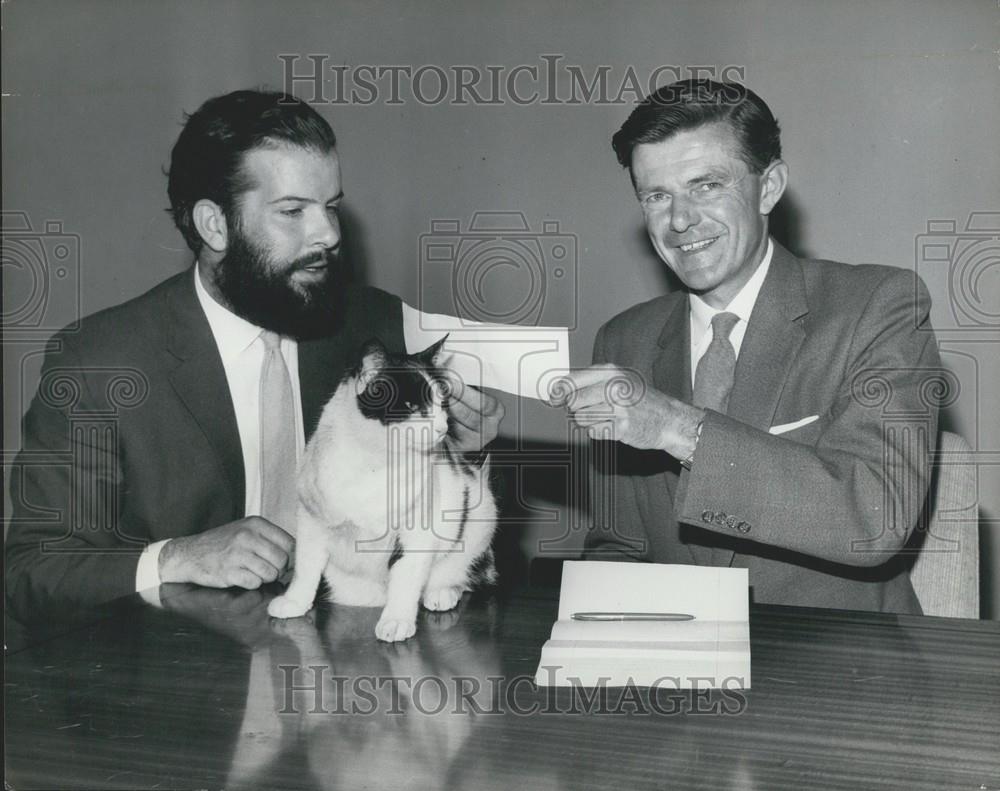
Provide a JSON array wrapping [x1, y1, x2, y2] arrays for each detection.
[[560, 79, 942, 613], [6, 90, 503, 616]]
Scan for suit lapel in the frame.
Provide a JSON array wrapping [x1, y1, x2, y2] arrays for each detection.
[[727, 242, 809, 431], [711, 241, 809, 566], [164, 269, 245, 518]]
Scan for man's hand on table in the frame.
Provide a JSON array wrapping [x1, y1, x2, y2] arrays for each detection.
[[551, 364, 705, 461], [158, 517, 294, 589]]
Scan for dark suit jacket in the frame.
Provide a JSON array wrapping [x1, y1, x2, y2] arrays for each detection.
[[585, 241, 942, 614], [6, 268, 404, 618]]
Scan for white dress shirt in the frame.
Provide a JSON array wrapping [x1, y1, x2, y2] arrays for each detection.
[[689, 238, 773, 387], [135, 264, 305, 594]]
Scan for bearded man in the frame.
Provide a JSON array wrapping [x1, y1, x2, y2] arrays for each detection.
[[6, 90, 503, 617]]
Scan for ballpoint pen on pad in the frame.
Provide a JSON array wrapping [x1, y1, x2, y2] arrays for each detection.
[[571, 612, 695, 621]]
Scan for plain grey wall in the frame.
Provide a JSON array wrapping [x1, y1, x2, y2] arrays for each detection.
[[4, 0, 998, 615]]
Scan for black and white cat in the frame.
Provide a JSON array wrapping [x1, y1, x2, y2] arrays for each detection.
[[267, 337, 498, 642]]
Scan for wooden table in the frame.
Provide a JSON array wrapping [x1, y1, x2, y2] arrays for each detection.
[[6, 577, 1000, 790]]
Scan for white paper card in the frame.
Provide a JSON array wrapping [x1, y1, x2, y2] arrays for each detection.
[[535, 561, 751, 689], [402, 302, 570, 400]]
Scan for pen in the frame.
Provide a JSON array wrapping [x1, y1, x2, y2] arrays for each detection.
[[571, 612, 695, 621]]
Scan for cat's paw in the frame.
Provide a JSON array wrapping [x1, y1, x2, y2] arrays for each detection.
[[422, 585, 463, 612], [267, 595, 312, 619], [375, 617, 416, 642]]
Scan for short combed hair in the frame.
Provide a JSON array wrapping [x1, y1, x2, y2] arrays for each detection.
[[167, 89, 337, 253], [611, 79, 781, 174]]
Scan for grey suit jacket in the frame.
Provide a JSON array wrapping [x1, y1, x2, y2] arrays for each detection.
[[6, 268, 405, 618], [585, 241, 942, 614]]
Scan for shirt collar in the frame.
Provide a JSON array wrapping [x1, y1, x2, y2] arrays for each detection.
[[689, 237, 773, 341], [193, 263, 267, 361]]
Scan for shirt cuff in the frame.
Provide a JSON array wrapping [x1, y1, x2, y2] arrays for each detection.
[[136, 539, 169, 607]]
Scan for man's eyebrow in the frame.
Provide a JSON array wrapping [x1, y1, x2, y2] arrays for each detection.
[[636, 169, 732, 196], [268, 190, 344, 204], [685, 169, 731, 187]]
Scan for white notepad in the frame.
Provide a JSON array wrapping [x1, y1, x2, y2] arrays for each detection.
[[534, 561, 751, 689]]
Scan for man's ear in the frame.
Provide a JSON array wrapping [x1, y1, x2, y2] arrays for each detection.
[[192, 199, 229, 254], [758, 159, 789, 216]]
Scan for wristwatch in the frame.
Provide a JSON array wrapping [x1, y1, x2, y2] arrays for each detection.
[[679, 420, 703, 471]]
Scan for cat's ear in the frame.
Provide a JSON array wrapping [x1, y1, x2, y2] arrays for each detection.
[[417, 334, 449, 367], [359, 338, 388, 386]]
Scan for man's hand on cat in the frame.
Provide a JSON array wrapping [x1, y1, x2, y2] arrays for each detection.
[[551, 365, 704, 460], [158, 517, 294, 590], [445, 374, 505, 454]]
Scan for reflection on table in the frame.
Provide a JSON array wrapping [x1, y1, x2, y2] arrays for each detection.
[[6, 575, 1000, 790]]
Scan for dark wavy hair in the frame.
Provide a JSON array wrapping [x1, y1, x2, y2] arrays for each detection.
[[167, 90, 337, 253], [611, 79, 781, 175]]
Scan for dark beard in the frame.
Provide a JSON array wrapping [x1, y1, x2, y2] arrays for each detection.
[[213, 227, 347, 339]]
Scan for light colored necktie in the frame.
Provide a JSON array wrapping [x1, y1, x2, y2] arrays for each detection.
[[259, 331, 297, 527], [692, 311, 740, 414]]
